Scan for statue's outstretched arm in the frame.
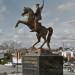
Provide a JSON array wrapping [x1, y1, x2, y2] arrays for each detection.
[[41, 0, 44, 9]]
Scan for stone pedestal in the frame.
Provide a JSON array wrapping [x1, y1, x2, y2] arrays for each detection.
[[23, 48, 54, 56], [22, 48, 63, 75]]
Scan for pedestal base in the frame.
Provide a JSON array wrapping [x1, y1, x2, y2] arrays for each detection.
[[22, 56, 63, 75], [22, 48, 57, 56]]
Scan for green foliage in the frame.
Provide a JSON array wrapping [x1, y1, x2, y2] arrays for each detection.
[[0, 72, 7, 75], [0, 53, 12, 64], [4, 53, 12, 60], [63, 57, 68, 62], [0, 58, 8, 64]]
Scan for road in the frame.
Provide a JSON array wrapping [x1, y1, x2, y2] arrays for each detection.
[[0, 65, 22, 74], [8, 73, 22, 75], [0, 65, 75, 75], [7, 70, 75, 75], [63, 70, 75, 75]]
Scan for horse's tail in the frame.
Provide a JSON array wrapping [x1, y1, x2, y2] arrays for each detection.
[[47, 27, 53, 43]]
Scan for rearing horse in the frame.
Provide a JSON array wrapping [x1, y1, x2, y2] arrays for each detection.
[[15, 7, 53, 51]]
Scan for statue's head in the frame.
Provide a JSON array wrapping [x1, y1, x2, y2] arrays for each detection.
[[36, 4, 40, 8], [21, 7, 28, 16]]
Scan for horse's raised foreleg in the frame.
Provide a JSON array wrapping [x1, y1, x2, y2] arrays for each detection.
[[15, 20, 27, 28], [32, 33, 41, 48], [15, 20, 20, 28]]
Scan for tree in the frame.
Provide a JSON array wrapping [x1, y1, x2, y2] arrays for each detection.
[[1, 40, 22, 49]]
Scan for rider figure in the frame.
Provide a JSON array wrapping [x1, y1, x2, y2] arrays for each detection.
[[31, 0, 44, 32]]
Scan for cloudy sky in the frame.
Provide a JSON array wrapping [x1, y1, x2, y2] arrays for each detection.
[[0, 0, 75, 48]]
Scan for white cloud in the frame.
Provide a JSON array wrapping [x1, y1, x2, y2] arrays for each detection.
[[18, 28, 25, 34], [0, 6, 7, 13], [0, 0, 8, 22], [48, 17, 60, 26], [0, 0, 3, 5], [0, 29, 2, 33], [57, 2, 75, 12], [32, 5, 37, 13], [50, 19, 75, 43], [1, 0, 75, 48], [13, 34, 19, 39], [54, 18, 59, 22]]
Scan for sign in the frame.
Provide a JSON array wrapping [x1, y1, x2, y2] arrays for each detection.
[[23, 56, 39, 75]]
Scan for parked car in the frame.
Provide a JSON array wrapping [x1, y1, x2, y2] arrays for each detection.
[[4, 62, 13, 67]]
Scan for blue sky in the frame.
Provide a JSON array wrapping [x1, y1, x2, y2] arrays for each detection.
[[0, 0, 75, 48]]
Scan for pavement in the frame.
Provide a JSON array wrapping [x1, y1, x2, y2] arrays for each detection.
[[0, 65, 75, 75], [63, 71, 75, 75], [0, 65, 22, 74], [63, 69, 75, 75], [7, 70, 75, 75], [8, 73, 22, 75]]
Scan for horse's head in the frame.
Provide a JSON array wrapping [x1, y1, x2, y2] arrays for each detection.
[[21, 7, 34, 16], [21, 7, 29, 16]]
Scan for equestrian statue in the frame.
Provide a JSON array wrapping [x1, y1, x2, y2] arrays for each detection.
[[15, 0, 53, 52]]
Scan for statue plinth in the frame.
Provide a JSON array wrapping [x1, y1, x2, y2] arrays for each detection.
[[22, 48, 63, 75], [22, 48, 53, 56]]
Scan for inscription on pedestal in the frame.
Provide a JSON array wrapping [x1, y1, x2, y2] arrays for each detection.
[[22, 56, 63, 75], [22, 56, 39, 75]]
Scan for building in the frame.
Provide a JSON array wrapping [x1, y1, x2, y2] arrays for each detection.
[[12, 51, 22, 64], [62, 51, 74, 58]]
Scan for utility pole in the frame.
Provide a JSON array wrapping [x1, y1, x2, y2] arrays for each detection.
[[62, 42, 64, 51], [16, 51, 19, 75]]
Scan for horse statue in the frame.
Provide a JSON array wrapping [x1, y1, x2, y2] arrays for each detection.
[[15, 7, 53, 52]]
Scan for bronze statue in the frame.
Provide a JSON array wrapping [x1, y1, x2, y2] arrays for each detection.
[[31, 0, 44, 32], [15, 2, 53, 51]]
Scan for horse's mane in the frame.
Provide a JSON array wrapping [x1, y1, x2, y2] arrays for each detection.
[[26, 7, 34, 15]]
